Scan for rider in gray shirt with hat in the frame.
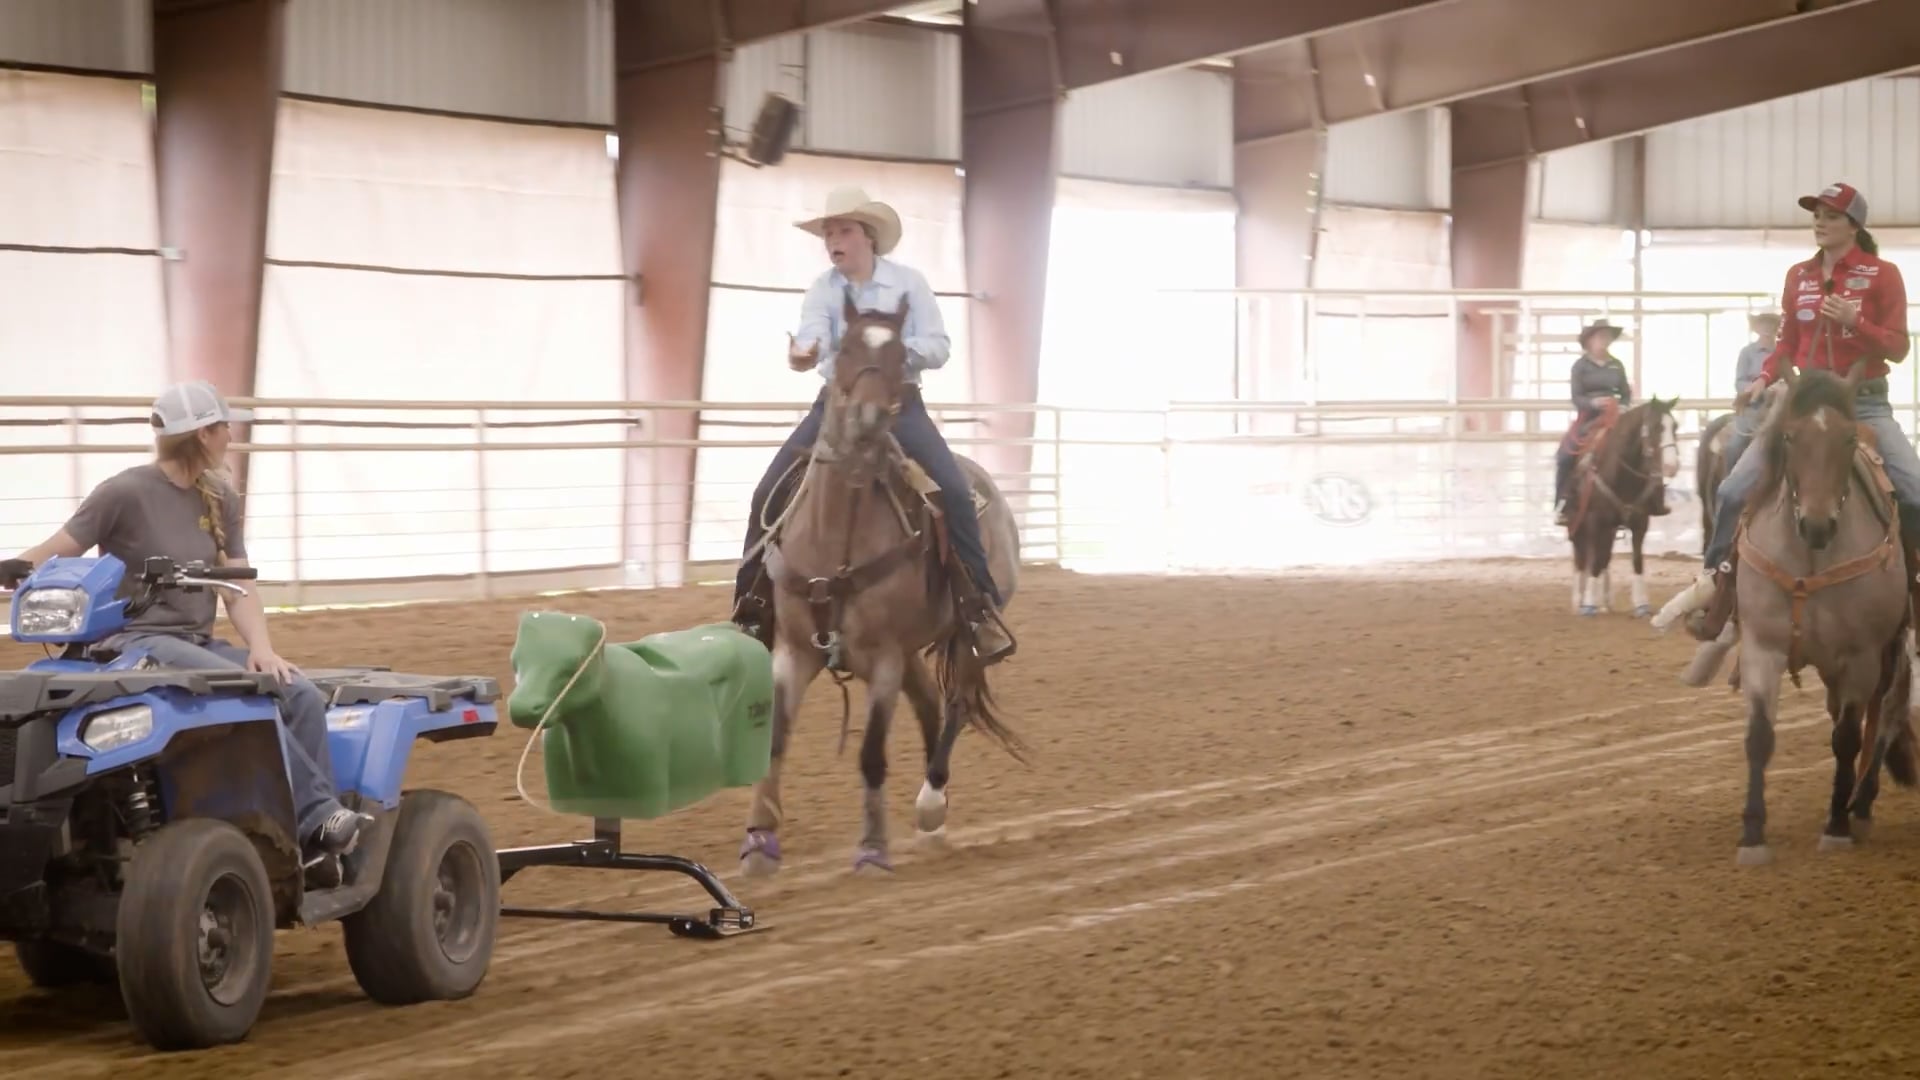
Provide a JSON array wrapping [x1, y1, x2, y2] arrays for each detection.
[[6, 381, 372, 868]]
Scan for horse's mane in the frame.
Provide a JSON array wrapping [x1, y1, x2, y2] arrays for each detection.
[[1592, 400, 1654, 474], [1783, 369, 1858, 422], [1758, 369, 1858, 500]]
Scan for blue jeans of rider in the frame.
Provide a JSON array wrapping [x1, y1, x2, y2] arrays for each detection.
[[106, 632, 347, 845], [735, 388, 1002, 608], [1704, 391, 1920, 569]]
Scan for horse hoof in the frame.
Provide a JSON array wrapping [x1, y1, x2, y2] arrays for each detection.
[[739, 829, 782, 878], [915, 780, 949, 834], [1578, 606, 1599, 617], [1736, 845, 1773, 867], [1818, 834, 1855, 853], [1633, 605, 1652, 619], [852, 847, 893, 875], [915, 825, 951, 851], [1851, 818, 1874, 843]]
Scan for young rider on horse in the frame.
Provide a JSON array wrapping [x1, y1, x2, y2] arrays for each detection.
[[1720, 310, 1784, 473], [2, 381, 374, 867], [1556, 320, 1669, 524], [729, 186, 1016, 664], [1653, 182, 1914, 633]]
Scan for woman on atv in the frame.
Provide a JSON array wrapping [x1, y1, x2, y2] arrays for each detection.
[[3, 381, 371, 865], [727, 185, 1015, 664]]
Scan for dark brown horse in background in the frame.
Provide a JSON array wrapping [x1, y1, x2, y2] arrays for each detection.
[[1565, 397, 1681, 617], [739, 293, 1025, 878]]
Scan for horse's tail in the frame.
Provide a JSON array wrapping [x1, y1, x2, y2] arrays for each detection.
[[1865, 625, 1920, 788], [933, 626, 1028, 764], [1887, 705, 1919, 789]]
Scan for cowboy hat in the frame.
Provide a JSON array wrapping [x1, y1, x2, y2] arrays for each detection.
[[1579, 319, 1624, 345], [793, 186, 902, 256]]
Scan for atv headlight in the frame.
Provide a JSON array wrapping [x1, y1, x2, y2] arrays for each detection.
[[81, 705, 154, 753], [13, 587, 87, 636]]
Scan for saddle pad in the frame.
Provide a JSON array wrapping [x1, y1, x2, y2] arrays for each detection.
[[897, 452, 990, 517], [1854, 439, 1897, 524]]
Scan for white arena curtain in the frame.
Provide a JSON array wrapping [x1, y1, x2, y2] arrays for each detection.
[[691, 152, 969, 565], [254, 99, 625, 583], [0, 70, 168, 557], [1308, 204, 1452, 402], [1036, 177, 1237, 571]]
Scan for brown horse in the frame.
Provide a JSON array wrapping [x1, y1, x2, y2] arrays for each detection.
[[1685, 365, 1916, 866], [738, 293, 1025, 877], [1695, 410, 1737, 553], [1565, 397, 1681, 617]]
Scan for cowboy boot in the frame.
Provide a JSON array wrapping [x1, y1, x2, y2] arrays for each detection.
[[953, 569, 1015, 665], [1691, 558, 1739, 643], [1652, 562, 1728, 633], [729, 566, 776, 649]]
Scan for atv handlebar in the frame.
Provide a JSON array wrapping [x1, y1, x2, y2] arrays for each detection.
[[0, 557, 258, 600]]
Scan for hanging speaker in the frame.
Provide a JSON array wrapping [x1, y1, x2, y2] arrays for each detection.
[[745, 93, 800, 166]]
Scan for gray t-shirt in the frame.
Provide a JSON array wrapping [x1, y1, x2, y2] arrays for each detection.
[[61, 464, 248, 639]]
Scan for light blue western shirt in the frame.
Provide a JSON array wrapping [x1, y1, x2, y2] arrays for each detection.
[[1734, 340, 1772, 396], [792, 256, 950, 385]]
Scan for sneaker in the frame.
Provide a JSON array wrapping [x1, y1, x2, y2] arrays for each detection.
[[310, 808, 374, 857], [1651, 570, 1718, 632]]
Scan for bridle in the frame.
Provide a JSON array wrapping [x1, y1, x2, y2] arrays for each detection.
[[766, 313, 928, 748], [1580, 405, 1676, 521]]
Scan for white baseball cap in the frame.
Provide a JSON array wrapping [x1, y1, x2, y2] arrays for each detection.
[[150, 380, 254, 436]]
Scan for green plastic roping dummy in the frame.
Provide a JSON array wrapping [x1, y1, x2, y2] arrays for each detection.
[[507, 612, 773, 819]]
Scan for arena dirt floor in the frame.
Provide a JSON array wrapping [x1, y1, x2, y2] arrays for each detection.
[[9, 557, 1920, 1078]]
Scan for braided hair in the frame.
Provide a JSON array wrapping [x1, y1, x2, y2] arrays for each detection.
[[153, 425, 231, 566]]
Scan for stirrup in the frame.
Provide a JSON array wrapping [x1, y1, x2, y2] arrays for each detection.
[[969, 609, 1016, 664]]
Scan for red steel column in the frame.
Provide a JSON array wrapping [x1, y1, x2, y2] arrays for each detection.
[[1449, 158, 1529, 430], [961, 1, 1060, 485], [151, 0, 284, 406], [612, 6, 722, 587]]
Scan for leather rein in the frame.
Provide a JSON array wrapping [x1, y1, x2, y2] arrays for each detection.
[[765, 358, 931, 749]]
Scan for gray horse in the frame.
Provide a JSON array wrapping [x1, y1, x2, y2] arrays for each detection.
[[1684, 365, 1916, 866]]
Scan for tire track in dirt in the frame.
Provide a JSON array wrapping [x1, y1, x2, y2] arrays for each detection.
[[56, 696, 1816, 1080], [0, 691, 1792, 1075]]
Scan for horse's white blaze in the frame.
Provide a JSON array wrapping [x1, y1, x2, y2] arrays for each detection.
[[1660, 414, 1681, 477], [861, 324, 895, 349], [1812, 409, 1829, 432]]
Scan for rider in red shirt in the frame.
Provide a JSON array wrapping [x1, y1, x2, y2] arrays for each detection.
[[1654, 182, 1914, 633], [1756, 218, 1910, 386]]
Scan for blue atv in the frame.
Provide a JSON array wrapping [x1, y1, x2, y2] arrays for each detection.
[[0, 553, 503, 1050]]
